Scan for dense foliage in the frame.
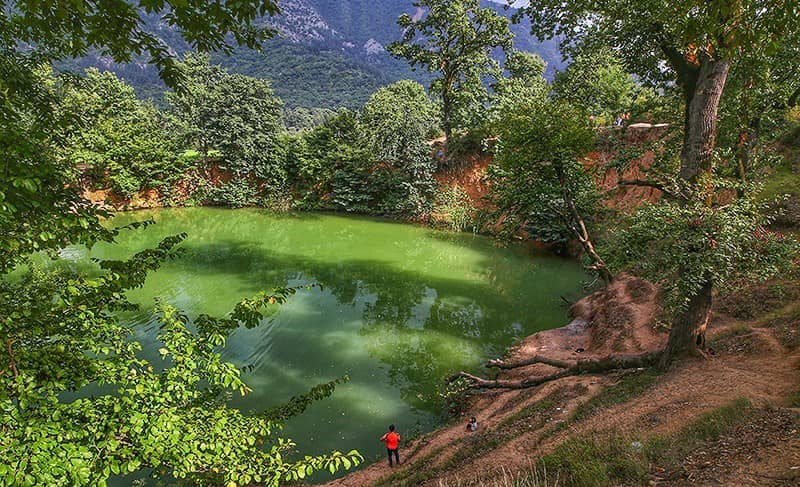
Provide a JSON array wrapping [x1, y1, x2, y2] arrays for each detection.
[[489, 98, 612, 282], [552, 48, 636, 123], [604, 187, 799, 311], [515, 0, 800, 359], [3, 0, 800, 484], [168, 54, 286, 201], [288, 81, 438, 217], [358, 81, 439, 215], [39, 56, 446, 217], [1, 1, 363, 486], [1, 241, 362, 486], [57, 69, 187, 197], [53, 0, 566, 113], [490, 51, 549, 124]]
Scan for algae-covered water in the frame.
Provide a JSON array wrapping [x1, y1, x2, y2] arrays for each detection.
[[59, 207, 587, 472]]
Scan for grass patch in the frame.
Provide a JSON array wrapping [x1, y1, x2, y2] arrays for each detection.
[[541, 434, 649, 487], [498, 399, 557, 428], [570, 368, 660, 423], [762, 302, 800, 350], [717, 277, 800, 320], [707, 323, 755, 353], [644, 397, 755, 470], [371, 445, 447, 487], [374, 394, 569, 487], [537, 398, 755, 487], [708, 322, 752, 342], [435, 465, 560, 486], [759, 163, 800, 203]]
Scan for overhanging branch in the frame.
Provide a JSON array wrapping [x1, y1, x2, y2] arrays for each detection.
[[619, 178, 678, 199]]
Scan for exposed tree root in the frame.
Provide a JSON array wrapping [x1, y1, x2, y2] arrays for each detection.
[[454, 351, 663, 390]]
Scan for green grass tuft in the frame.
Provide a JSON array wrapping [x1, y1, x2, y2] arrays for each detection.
[[539, 398, 755, 487], [570, 369, 660, 423], [644, 397, 755, 469], [541, 435, 649, 487]]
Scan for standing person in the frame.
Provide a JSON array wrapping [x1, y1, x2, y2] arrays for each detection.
[[379, 424, 401, 467]]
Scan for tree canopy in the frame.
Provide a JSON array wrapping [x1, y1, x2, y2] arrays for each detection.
[[168, 54, 284, 182], [388, 0, 514, 142], [553, 48, 636, 121], [1, 1, 366, 485], [57, 68, 185, 196], [516, 0, 800, 361], [0, 0, 279, 87], [490, 97, 611, 282]]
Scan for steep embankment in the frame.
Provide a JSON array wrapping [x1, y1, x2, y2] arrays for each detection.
[[324, 274, 800, 486], [434, 124, 671, 217], [82, 124, 669, 215], [81, 163, 233, 210]]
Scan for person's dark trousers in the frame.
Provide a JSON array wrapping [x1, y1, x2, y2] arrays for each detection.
[[387, 448, 399, 466]]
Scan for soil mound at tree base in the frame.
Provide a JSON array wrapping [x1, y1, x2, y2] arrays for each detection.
[[517, 273, 665, 364]]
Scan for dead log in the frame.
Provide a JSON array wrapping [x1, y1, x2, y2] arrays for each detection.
[[456, 351, 662, 390], [485, 355, 573, 370]]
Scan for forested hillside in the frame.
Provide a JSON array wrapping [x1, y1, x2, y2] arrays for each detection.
[[60, 0, 562, 110]]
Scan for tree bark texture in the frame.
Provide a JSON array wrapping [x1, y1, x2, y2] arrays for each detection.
[[680, 56, 731, 184], [667, 54, 730, 362]]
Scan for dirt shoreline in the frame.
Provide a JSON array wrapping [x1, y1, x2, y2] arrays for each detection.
[[323, 274, 800, 486]]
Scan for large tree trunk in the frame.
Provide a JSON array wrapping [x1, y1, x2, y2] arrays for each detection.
[[679, 56, 730, 185], [661, 279, 712, 365], [666, 55, 730, 363]]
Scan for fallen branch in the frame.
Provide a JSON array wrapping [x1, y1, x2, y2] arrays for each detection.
[[454, 370, 574, 389], [486, 355, 573, 370], [457, 351, 661, 390]]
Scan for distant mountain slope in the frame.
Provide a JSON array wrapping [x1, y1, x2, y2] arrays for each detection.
[[61, 0, 563, 110]]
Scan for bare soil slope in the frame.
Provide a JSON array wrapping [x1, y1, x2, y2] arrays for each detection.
[[324, 275, 800, 487]]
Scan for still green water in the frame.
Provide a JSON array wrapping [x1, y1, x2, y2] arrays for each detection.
[[60, 207, 586, 474]]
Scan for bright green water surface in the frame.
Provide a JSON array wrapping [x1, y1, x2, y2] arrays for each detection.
[[61, 207, 586, 473]]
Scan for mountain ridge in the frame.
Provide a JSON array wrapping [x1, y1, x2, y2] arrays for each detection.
[[62, 0, 563, 110]]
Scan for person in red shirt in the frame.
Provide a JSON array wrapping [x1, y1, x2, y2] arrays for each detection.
[[379, 424, 401, 466]]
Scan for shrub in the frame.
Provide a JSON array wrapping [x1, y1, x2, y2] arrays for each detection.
[[433, 185, 476, 232], [208, 179, 260, 208]]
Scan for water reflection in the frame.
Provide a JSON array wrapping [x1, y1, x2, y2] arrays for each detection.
[[75, 208, 586, 462]]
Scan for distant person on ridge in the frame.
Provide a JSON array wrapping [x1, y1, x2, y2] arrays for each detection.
[[380, 424, 401, 467], [466, 416, 478, 432]]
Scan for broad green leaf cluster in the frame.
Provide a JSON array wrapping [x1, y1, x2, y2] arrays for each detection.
[[604, 182, 800, 311], [2, 1, 367, 485], [1, 243, 363, 485]]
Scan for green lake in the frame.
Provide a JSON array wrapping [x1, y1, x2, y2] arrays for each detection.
[[58, 207, 587, 475]]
